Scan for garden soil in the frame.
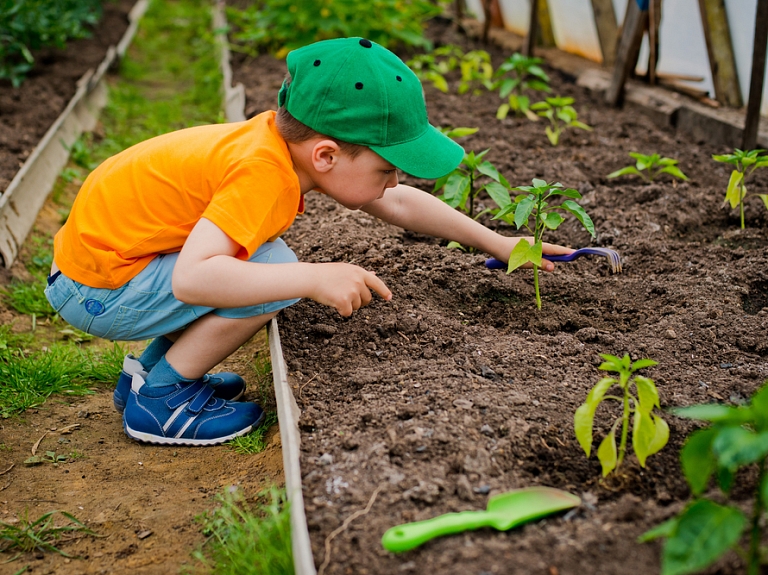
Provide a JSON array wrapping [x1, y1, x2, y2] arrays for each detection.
[[0, 4, 285, 575], [231, 20, 768, 575]]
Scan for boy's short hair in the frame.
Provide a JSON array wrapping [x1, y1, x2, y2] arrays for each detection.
[[275, 79, 365, 159]]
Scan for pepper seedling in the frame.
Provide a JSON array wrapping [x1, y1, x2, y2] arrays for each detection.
[[607, 152, 688, 183], [433, 148, 513, 219], [712, 148, 768, 229], [490, 53, 551, 121], [457, 49, 493, 95], [407, 44, 464, 93], [574, 354, 668, 478], [640, 382, 768, 575], [530, 96, 592, 146], [492, 179, 594, 310]]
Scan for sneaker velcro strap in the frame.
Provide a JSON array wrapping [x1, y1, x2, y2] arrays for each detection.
[[166, 380, 207, 410], [186, 384, 217, 414]]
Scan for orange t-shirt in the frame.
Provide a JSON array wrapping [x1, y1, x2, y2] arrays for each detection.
[[54, 111, 302, 289]]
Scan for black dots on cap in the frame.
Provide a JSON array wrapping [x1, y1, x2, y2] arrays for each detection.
[[396, 75, 402, 82], [359, 39, 372, 48], [355, 82, 364, 90], [313, 59, 321, 66]]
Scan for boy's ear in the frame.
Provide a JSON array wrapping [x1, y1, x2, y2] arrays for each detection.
[[311, 139, 342, 173]]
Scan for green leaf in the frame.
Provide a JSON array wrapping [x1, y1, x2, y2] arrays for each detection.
[[716, 465, 735, 493], [631, 358, 658, 371], [762, 473, 768, 511], [574, 377, 617, 457], [659, 165, 689, 181], [758, 194, 768, 211], [672, 404, 751, 425], [446, 241, 465, 251], [444, 127, 478, 138], [634, 376, 660, 413], [545, 126, 559, 146], [712, 154, 738, 165], [648, 414, 670, 458], [750, 384, 768, 432], [440, 173, 471, 209], [724, 170, 744, 209], [477, 161, 501, 182], [712, 427, 768, 471], [485, 181, 512, 209], [633, 408, 657, 467], [639, 517, 679, 543], [607, 166, 643, 179], [531, 178, 547, 188], [661, 499, 746, 575], [560, 200, 596, 236], [542, 212, 565, 230], [514, 196, 535, 229], [496, 103, 510, 120], [506, 238, 533, 272], [597, 426, 618, 477], [528, 240, 542, 267], [680, 428, 717, 496]]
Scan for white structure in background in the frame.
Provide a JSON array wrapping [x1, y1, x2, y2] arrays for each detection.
[[465, 0, 768, 116]]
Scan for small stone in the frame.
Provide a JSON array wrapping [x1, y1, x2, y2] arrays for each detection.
[[456, 474, 474, 501], [480, 424, 494, 436], [453, 398, 473, 410], [318, 453, 334, 466], [473, 484, 491, 495], [720, 363, 733, 369], [664, 329, 677, 339]]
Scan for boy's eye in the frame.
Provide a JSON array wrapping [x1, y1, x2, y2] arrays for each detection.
[[383, 169, 395, 175]]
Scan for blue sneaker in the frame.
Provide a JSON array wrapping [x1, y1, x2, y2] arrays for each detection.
[[113, 354, 245, 413], [123, 372, 264, 446]]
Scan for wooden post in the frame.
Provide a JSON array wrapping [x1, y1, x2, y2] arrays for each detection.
[[606, 0, 649, 106], [538, 0, 555, 48], [524, 0, 539, 56], [698, 0, 743, 107], [590, 0, 619, 67], [743, 0, 768, 150], [647, 0, 660, 85]]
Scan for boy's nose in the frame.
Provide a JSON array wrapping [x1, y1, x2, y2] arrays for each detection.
[[386, 171, 399, 189]]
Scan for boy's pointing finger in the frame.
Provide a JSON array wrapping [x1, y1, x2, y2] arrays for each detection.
[[365, 271, 392, 302]]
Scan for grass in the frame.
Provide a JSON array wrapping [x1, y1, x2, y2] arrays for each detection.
[[227, 411, 278, 454], [190, 487, 293, 575], [0, 331, 126, 418], [0, 510, 100, 561]]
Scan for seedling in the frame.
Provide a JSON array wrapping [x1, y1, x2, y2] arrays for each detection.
[[491, 53, 551, 121], [607, 152, 689, 183], [227, 411, 278, 454], [640, 382, 768, 575], [457, 50, 493, 95], [433, 149, 513, 219], [530, 96, 592, 146], [712, 148, 768, 229], [407, 45, 464, 93], [492, 179, 595, 310], [24, 451, 68, 466], [438, 126, 479, 140], [574, 354, 668, 477]]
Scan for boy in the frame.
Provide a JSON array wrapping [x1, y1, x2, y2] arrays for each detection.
[[46, 37, 572, 447]]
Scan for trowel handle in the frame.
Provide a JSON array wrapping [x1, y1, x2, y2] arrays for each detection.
[[381, 510, 490, 553]]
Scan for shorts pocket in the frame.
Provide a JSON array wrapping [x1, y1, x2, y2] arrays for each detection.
[[44, 276, 75, 312]]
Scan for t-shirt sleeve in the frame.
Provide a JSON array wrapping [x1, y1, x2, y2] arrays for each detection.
[[202, 159, 298, 258]]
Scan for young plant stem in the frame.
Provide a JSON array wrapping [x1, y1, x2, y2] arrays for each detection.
[[533, 266, 541, 309], [533, 194, 544, 310], [747, 458, 765, 575], [617, 379, 631, 467]]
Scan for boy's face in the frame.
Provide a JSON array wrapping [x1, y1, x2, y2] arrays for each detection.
[[314, 146, 399, 210]]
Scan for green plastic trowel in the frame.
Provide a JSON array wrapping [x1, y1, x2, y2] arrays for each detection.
[[381, 486, 581, 553]]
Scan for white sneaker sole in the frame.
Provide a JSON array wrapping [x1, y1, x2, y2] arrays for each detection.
[[124, 411, 264, 446]]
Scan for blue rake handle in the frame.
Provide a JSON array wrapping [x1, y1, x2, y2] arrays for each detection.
[[485, 247, 622, 272]]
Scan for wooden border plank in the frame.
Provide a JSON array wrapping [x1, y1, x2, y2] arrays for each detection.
[[698, 0, 742, 107]]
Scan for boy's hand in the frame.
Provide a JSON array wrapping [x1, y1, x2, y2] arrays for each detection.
[[310, 263, 392, 317]]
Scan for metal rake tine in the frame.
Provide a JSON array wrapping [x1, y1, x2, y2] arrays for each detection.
[[594, 248, 622, 273]]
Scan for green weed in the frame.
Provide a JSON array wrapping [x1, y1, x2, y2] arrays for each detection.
[[530, 96, 592, 146], [191, 487, 293, 575], [712, 148, 768, 229], [607, 152, 688, 183], [227, 411, 278, 454], [0, 509, 99, 559]]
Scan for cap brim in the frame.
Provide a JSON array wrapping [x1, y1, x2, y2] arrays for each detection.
[[369, 125, 465, 180]]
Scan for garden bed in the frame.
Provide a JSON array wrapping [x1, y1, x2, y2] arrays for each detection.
[[231, 20, 768, 575]]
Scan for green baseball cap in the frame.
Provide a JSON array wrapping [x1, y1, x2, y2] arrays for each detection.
[[278, 37, 464, 180]]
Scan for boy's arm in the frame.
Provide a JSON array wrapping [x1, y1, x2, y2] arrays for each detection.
[[172, 218, 390, 316], [361, 184, 574, 270]]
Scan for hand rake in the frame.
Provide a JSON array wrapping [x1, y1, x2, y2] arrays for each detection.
[[485, 247, 622, 273]]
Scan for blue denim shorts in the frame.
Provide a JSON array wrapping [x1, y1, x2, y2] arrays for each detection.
[[44, 238, 300, 341]]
